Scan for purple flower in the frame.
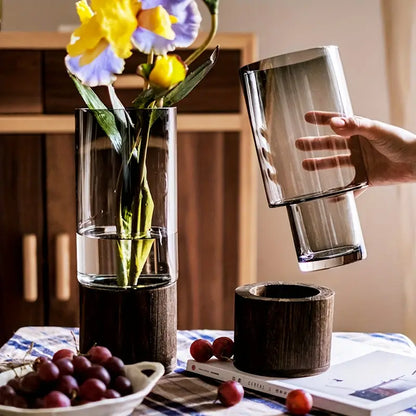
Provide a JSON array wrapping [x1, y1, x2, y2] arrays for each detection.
[[132, 0, 201, 55], [65, 44, 125, 87]]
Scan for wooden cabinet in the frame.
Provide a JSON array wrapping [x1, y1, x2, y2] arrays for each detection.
[[0, 32, 257, 342], [0, 135, 45, 344]]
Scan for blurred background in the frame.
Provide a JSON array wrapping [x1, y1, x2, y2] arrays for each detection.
[[2, 0, 416, 338]]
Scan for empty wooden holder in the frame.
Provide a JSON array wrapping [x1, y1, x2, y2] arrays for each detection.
[[234, 281, 334, 377]]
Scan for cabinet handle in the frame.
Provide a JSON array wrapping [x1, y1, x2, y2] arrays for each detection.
[[22, 234, 38, 302], [56, 233, 71, 301]]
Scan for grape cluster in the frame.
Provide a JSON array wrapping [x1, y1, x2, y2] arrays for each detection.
[[0, 345, 133, 409]]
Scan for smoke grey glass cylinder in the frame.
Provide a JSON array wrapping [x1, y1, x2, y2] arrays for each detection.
[[240, 46, 367, 271]]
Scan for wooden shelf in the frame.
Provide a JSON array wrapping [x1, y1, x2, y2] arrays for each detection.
[[0, 31, 256, 51], [0, 113, 243, 134]]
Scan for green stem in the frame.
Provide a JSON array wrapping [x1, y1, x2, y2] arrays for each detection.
[[185, 13, 218, 66], [116, 169, 129, 286], [128, 115, 153, 285], [127, 51, 156, 285], [144, 50, 154, 90]]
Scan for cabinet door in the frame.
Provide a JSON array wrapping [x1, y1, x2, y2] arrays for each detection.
[[45, 134, 79, 327], [0, 135, 45, 345], [177, 131, 240, 330]]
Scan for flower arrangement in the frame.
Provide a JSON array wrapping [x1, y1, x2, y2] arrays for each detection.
[[66, 0, 219, 286]]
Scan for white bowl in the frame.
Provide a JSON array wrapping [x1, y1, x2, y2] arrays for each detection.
[[0, 361, 164, 416]]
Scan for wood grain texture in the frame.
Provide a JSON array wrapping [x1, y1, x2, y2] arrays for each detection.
[[177, 132, 241, 330], [0, 135, 44, 345], [0, 32, 255, 51], [0, 51, 42, 114], [234, 282, 334, 377], [79, 281, 177, 372], [177, 132, 224, 329], [45, 134, 79, 327], [0, 114, 242, 134]]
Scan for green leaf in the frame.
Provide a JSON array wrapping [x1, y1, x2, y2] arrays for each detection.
[[164, 46, 219, 107], [139, 170, 155, 235], [70, 74, 122, 153], [202, 0, 219, 14], [131, 86, 161, 109], [117, 239, 130, 286], [132, 47, 219, 109], [131, 239, 154, 286], [128, 174, 155, 285]]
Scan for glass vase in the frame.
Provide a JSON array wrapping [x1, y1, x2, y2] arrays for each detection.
[[240, 46, 367, 271], [75, 107, 177, 371]]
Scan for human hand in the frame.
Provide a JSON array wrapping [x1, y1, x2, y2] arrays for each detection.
[[295, 111, 416, 187]]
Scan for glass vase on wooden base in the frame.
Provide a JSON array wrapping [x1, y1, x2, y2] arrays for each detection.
[[76, 107, 178, 372]]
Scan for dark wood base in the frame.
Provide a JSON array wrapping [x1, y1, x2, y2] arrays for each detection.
[[79, 281, 177, 373], [234, 281, 334, 377]]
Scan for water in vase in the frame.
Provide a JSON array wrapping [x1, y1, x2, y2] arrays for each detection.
[[77, 225, 175, 288]]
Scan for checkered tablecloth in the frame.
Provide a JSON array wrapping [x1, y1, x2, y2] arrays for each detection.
[[1, 327, 416, 415]]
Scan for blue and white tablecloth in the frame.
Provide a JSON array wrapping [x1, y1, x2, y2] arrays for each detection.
[[1, 327, 416, 415]]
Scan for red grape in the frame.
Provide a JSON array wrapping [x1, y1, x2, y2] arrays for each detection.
[[112, 375, 133, 396], [33, 356, 50, 372], [19, 371, 42, 394], [43, 390, 71, 408], [6, 377, 20, 392], [0, 385, 16, 405], [52, 349, 74, 363], [286, 389, 313, 415], [87, 345, 112, 364], [37, 361, 60, 382], [82, 364, 111, 385], [55, 358, 74, 376], [212, 337, 234, 361], [72, 355, 91, 375], [79, 378, 106, 401], [56, 375, 79, 398], [11, 394, 28, 408], [190, 339, 213, 362], [104, 356, 125, 377], [217, 380, 244, 407], [104, 388, 121, 399]]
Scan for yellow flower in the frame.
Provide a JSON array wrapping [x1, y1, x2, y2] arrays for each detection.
[[137, 5, 178, 40], [67, 0, 139, 63], [148, 54, 188, 89]]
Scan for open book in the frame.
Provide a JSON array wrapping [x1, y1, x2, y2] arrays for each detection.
[[186, 335, 416, 416]]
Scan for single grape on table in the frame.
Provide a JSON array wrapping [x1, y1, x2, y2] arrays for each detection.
[[217, 380, 244, 407], [285, 389, 313, 415], [0, 345, 135, 409]]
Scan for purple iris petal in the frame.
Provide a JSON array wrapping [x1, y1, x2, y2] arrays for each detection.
[[132, 27, 174, 55], [65, 45, 125, 87], [132, 0, 201, 54], [170, 0, 201, 47]]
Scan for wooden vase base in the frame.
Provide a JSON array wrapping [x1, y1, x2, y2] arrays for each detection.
[[234, 281, 334, 377], [79, 281, 177, 373]]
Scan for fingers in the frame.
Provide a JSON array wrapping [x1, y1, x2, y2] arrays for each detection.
[[304, 111, 383, 141], [295, 135, 349, 151], [302, 155, 352, 171], [304, 111, 341, 125]]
